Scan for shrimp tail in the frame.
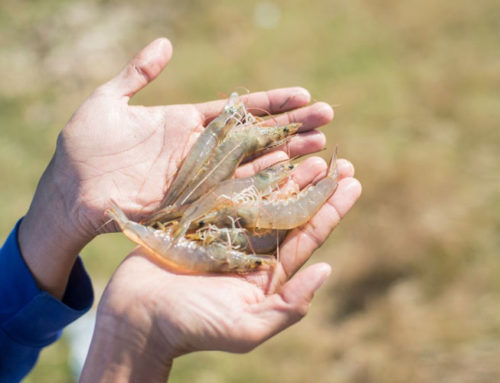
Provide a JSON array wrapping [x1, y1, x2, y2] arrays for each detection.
[[328, 145, 339, 179], [105, 202, 129, 231]]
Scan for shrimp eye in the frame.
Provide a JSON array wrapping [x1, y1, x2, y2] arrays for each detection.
[[288, 164, 294, 169], [198, 220, 205, 226], [255, 260, 262, 266], [284, 127, 289, 133]]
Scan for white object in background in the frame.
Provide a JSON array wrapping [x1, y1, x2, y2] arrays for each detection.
[[254, 2, 281, 29], [65, 309, 96, 378]]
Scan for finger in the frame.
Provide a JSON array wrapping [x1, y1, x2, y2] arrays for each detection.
[[279, 262, 331, 312], [234, 131, 325, 178], [274, 130, 326, 157], [102, 38, 173, 98], [240, 129, 326, 172], [235, 151, 289, 178], [279, 177, 362, 278], [235, 154, 354, 185], [195, 87, 311, 122], [291, 157, 355, 189], [247, 263, 331, 345], [263, 102, 334, 132]]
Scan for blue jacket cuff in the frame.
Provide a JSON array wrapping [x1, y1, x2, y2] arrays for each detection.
[[0, 219, 94, 347]]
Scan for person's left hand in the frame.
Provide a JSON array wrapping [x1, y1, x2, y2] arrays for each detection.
[[18, 38, 333, 298]]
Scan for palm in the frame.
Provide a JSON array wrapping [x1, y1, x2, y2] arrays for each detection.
[[50, 39, 335, 239], [76, 38, 362, 365], [57, 96, 205, 229], [105, 151, 359, 355]]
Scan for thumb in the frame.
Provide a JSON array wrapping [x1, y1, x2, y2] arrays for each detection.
[[104, 37, 173, 99], [279, 262, 332, 316], [255, 263, 332, 344]]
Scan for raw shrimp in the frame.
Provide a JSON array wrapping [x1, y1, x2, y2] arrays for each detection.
[[197, 149, 339, 230], [158, 93, 246, 209], [106, 203, 275, 273], [176, 122, 301, 206], [172, 161, 296, 239]]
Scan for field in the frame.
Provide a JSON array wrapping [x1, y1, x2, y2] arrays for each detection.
[[1, 0, 499, 381]]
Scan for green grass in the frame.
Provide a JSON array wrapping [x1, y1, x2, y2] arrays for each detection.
[[1, 0, 500, 381]]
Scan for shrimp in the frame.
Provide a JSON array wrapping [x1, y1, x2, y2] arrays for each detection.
[[175, 122, 301, 207], [197, 149, 339, 230], [106, 203, 275, 273], [172, 161, 296, 239], [158, 93, 246, 209]]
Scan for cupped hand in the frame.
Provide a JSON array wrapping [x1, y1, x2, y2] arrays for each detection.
[[80, 157, 362, 382], [18, 38, 333, 298], [54, 38, 330, 239]]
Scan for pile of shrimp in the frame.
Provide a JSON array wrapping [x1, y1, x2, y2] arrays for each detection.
[[106, 93, 338, 274]]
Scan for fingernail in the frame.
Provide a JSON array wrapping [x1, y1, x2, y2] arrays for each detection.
[[296, 87, 311, 99], [337, 159, 355, 176], [313, 263, 332, 292], [344, 178, 362, 195]]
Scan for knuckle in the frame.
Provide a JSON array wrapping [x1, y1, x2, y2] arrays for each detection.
[[293, 301, 310, 318], [131, 62, 151, 84]]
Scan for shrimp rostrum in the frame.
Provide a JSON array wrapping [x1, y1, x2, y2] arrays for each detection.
[[108, 93, 340, 274]]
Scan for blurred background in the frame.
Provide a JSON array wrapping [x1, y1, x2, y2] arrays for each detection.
[[1, 0, 499, 381]]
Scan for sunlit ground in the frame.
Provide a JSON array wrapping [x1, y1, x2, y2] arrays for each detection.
[[1, 0, 499, 381]]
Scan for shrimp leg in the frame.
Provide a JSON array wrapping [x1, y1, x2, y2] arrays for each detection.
[[189, 227, 287, 254]]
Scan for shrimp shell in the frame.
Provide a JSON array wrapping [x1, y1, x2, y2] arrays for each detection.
[[173, 161, 296, 239], [106, 204, 275, 273], [198, 149, 339, 230], [176, 122, 301, 206], [158, 95, 245, 209]]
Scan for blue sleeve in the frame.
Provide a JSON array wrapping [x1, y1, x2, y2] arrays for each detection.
[[0, 220, 94, 382]]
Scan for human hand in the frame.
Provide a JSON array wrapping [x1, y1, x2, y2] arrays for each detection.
[[18, 38, 333, 298], [80, 158, 361, 382]]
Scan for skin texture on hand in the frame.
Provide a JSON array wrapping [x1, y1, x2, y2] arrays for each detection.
[[80, 157, 361, 382], [17, 38, 335, 299]]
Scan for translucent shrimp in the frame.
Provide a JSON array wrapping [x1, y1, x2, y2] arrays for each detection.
[[158, 93, 246, 209], [197, 149, 339, 230], [172, 161, 296, 239], [106, 204, 275, 273], [175, 122, 301, 207]]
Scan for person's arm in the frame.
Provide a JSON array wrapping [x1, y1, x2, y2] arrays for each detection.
[[0, 220, 93, 382]]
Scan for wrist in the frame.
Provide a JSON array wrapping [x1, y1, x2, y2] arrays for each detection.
[[81, 310, 173, 382], [19, 159, 92, 299]]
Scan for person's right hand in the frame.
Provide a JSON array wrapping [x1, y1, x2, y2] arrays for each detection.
[[18, 37, 335, 299], [80, 157, 362, 382]]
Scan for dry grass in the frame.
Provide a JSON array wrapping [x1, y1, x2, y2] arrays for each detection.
[[1, 0, 499, 381]]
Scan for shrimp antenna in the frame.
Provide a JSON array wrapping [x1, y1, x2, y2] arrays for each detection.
[[288, 154, 305, 164], [310, 98, 342, 109], [95, 217, 114, 234], [230, 86, 251, 96], [246, 106, 280, 126], [285, 133, 291, 159], [275, 230, 280, 264], [239, 224, 257, 255]]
